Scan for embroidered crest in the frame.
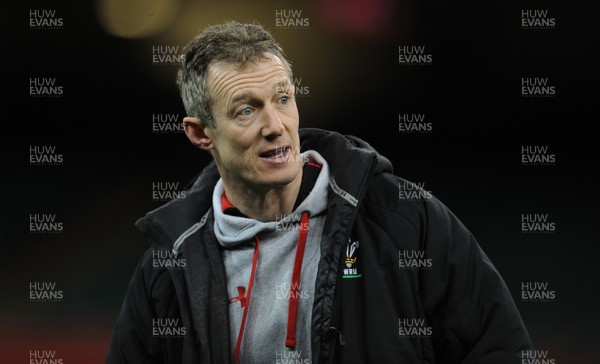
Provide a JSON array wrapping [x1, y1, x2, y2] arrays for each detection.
[[343, 239, 361, 279]]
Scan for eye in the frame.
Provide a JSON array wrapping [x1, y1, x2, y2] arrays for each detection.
[[238, 107, 253, 116], [279, 96, 289, 104]]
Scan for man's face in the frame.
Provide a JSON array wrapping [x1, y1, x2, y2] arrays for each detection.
[[200, 53, 301, 191]]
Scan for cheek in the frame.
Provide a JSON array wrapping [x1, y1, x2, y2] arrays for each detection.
[[281, 105, 300, 124], [214, 125, 247, 151], [220, 132, 255, 158], [215, 142, 249, 170]]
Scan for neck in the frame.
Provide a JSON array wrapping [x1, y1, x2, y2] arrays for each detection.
[[220, 171, 303, 222]]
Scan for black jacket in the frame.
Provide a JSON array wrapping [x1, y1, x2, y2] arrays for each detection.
[[106, 128, 533, 363]]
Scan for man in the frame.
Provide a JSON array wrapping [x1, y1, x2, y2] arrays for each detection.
[[106, 21, 533, 363]]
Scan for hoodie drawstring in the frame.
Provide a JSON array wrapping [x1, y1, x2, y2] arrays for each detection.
[[231, 211, 310, 362], [285, 211, 309, 348], [232, 236, 260, 364]]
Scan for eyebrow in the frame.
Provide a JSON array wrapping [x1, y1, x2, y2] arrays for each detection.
[[230, 92, 252, 106], [227, 91, 263, 118]]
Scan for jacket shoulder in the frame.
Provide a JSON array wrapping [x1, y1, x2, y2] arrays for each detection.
[[361, 172, 459, 231]]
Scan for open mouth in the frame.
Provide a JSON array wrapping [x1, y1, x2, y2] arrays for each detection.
[[259, 146, 291, 160]]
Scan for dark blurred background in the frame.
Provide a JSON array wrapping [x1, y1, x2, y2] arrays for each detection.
[[2, 0, 598, 362]]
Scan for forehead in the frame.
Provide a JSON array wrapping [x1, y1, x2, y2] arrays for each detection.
[[206, 54, 291, 99]]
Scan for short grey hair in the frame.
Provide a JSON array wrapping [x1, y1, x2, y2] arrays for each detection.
[[176, 20, 293, 128]]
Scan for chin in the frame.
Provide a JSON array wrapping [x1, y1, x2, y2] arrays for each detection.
[[257, 167, 301, 189]]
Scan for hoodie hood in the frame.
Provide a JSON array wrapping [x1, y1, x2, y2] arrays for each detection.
[[212, 150, 330, 247]]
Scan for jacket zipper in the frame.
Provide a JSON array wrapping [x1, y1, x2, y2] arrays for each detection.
[[325, 152, 377, 363], [327, 237, 349, 364]]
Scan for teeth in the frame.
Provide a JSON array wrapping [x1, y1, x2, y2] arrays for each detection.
[[263, 147, 287, 157]]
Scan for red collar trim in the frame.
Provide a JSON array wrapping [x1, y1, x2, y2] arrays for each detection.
[[221, 192, 237, 213]]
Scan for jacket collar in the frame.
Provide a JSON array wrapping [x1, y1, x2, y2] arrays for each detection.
[[135, 128, 386, 251]]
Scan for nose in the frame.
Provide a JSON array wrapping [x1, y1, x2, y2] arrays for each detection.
[[261, 104, 285, 139]]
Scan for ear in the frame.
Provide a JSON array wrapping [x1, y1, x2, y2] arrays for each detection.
[[183, 116, 214, 151]]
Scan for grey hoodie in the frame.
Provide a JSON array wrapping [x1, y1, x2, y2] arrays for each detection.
[[212, 150, 330, 364]]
